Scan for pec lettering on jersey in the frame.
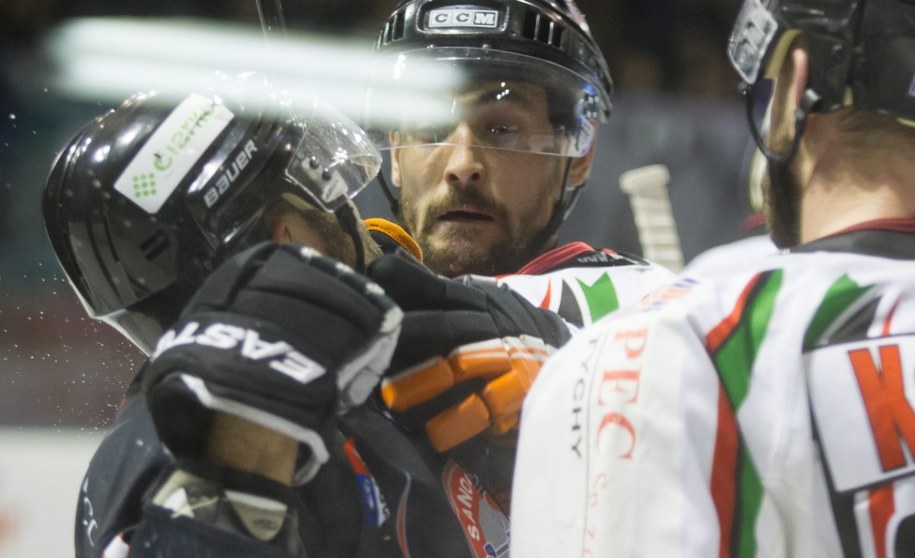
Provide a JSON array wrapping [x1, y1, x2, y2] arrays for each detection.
[[442, 460, 510, 558], [580, 317, 653, 552], [805, 334, 915, 492], [591, 327, 649, 459]]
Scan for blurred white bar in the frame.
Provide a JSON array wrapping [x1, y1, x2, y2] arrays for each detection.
[[44, 17, 459, 126]]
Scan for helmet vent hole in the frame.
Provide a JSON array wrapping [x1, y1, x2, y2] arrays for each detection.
[[550, 24, 564, 48], [522, 11, 565, 48], [382, 8, 406, 44], [522, 10, 539, 40], [140, 230, 171, 261]]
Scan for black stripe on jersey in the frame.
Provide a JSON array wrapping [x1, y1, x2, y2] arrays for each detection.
[[806, 399, 864, 557], [545, 249, 651, 273], [895, 515, 915, 556], [818, 297, 880, 347], [557, 280, 584, 328], [793, 230, 915, 261]]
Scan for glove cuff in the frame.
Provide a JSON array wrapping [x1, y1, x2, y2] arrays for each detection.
[[147, 372, 331, 484]]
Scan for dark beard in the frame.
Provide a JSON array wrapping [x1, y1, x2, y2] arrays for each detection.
[[764, 158, 802, 249], [402, 189, 548, 277], [762, 116, 804, 249], [419, 227, 544, 277]]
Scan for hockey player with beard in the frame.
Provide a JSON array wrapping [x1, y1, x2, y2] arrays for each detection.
[[45, 74, 574, 557], [47, 1, 677, 556], [364, 0, 675, 322], [43, 55, 659, 558], [512, 0, 915, 556], [357, 2, 675, 534]]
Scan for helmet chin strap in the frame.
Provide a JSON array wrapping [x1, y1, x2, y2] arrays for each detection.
[[739, 82, 821, 166], [528, 157, 578, 256], [376, 171, 401, 218], [739, 82, 821, 248], [334, 203, 367, 273]]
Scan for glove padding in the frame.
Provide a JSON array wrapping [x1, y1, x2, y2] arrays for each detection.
[[141, 242, 402, 483], [367, 251, 571, 452]]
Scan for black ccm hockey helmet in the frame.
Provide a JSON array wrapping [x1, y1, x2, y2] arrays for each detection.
[[728, 0, 915, 133], [43, 74, 382, 354], [367, 0, 613, 157], [366, 0, 613, 224]]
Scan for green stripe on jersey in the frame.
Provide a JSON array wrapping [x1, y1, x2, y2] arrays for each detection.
[[714, 270, 782, 407], [577, 273, 619, 322], [713, 270, 783, 558]]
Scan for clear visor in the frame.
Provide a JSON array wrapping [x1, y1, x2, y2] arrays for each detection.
[[184, 90, 382, 253], [366, 48, 602, 158], [284, 96, 382, 211]]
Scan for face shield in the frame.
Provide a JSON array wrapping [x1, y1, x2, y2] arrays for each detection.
[[177, 93, 382, 252], [366, 47, 603, 158], [283, 96, 382, 212]]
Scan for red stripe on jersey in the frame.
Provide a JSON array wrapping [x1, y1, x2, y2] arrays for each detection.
[[396, 479, 413, 558], [868, 485, 895, 558], [510, 242, 605, 276], [540, 280, 553, 309], [881, 298, 900, 337], [710, 386, 739, 558], [707, 274, 762, 353], [706, 275, 763, 556], [828, 218, 915, 237]]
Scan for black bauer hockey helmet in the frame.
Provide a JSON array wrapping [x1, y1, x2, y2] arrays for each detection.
[[42, 74, 382, 354], [366, 0, 613, 158], [728, 0, 915, 126]]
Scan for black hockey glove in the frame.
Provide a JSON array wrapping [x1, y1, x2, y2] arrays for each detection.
[[141, 242, 402, 483], [366, 250, 571, 452]]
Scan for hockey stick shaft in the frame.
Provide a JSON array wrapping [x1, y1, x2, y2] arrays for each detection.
[[619, 164, 684, 272]]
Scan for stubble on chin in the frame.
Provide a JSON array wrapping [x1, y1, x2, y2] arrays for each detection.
[[418, 230, 500, 277], [418, 227, 547, 277], [401, 188, 547, 277]]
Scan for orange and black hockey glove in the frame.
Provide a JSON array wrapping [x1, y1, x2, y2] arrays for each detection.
[[367, 250, 571, 452]]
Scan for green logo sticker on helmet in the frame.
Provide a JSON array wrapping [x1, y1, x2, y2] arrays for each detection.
[[132, 172, 157, 197], [115, 93, 235, 213]]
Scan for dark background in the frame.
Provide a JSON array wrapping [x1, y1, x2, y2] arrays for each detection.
[[0, 0, 753, 428]]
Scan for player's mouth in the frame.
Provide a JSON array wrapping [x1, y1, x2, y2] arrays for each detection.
[[436, 205, 496, 225]]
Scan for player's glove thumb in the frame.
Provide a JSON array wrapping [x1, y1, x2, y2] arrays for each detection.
[[141, 242, 402, 483]]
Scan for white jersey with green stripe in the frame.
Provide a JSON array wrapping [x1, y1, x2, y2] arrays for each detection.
[[513, 228, 915, 558], [495, 241, 677, 331]]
